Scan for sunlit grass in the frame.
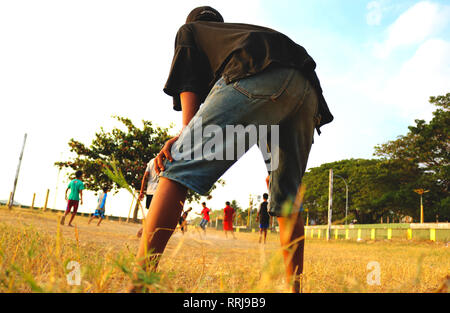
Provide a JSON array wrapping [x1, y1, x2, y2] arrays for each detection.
[[0, 205, 448, 293]]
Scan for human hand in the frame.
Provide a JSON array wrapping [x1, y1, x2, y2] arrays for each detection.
[[138, 192, 145, 201], [154, 136, 179, 174]]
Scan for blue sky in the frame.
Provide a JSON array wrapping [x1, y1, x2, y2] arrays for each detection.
[[0, 0, 449, 218]]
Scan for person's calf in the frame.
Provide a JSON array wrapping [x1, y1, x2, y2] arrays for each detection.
[[277, 214, 305, 293]]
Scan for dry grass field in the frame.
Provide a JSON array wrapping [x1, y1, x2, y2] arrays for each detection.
[[0, 205, 448, 293]]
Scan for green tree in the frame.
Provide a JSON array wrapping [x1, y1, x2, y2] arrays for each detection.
[[302, 158, 420, 224], [55, 116, 224, 221], [374, 93, 450, 221]]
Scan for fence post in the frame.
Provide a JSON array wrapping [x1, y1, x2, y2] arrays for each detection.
[[334, 228, 338, 240], [318, 229, 321, 239], [31, 193, 36, 210], [357, 229, 362, 241], [7, 192, 12, 207], [430, 229, 436, 242], [387, 228, 392, 240], [345, 229, 349, 240], [43, 189, 50, 211], [407, 228, 412, 240]]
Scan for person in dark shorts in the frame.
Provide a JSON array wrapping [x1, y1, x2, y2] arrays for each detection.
[[132, 6, 333, 293], [61, 170, 85, 227], [178, 207, 192, 234], [257, 193, 271, 244]]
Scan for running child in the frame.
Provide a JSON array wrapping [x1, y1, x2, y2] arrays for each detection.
[[89, 187, 108, 226], [178, 207, 192, 234], [196, 202, 210, 232], [61, 170, 85, 227]]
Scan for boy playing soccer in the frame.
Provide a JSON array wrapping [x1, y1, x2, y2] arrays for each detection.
[[257, 193, 271, 244], [61, 170, 85, 227], [132, 6, 333, 293], [88, 187, 108, 226], [196, 202, 210, 233]]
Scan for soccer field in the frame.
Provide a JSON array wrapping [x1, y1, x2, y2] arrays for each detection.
[[0, 206, 448, 293]]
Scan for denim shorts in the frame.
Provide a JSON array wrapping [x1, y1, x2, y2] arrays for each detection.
[[160, 65, 319, 217]]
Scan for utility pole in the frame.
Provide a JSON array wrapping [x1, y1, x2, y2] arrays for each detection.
[[9, 133, 27, 209], [327, 168, 333, 240]]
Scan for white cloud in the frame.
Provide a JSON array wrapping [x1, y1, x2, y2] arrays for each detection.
[[374, 1, 450, 58], [383, 38, 450, 120], [366, 1, 383, 26], [0, 0, 267, 215]]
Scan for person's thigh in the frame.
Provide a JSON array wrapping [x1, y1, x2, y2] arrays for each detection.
[[268, 77, 319, 217], [146, 195, 153, 209]]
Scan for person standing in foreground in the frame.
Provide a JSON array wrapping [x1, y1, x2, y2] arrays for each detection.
[[132, 6, 333, 293], [137, 158, 159, 238], [61, 170, 85, 227], [257, 193, 271, 244], [223, 201, 236, 239], [88, 187, 108, 226]]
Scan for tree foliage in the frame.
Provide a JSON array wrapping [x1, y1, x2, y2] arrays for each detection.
[[303, 93, 449, 224], [55, 116, 225, 220], [374, 93, 449, 221]]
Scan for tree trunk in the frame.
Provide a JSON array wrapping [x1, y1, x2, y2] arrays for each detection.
[[132, 200, 140, 223]]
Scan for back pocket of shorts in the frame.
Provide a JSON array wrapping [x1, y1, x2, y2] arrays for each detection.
[[232, 67, 294, 100]]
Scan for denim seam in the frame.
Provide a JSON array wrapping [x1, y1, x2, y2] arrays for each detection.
[[231, 68, 295, 100], [159, 171, 209, 196]]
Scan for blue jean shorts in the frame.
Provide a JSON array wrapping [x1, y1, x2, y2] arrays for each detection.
[[160, 65, 319, 217]]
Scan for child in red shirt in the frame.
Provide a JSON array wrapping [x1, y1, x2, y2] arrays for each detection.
[[223, 201, 236, 239], [197, 202, 210, 232]]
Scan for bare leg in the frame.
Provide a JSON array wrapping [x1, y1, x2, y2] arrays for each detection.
[[88, 215, 95, 224], [68, 213, 76, 227], [277, 213, 305, 293], [135, 177, 186, 271], [97, 218, 103, 226], [263, 229, 268, 244], [60, 212, 68, 225]]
